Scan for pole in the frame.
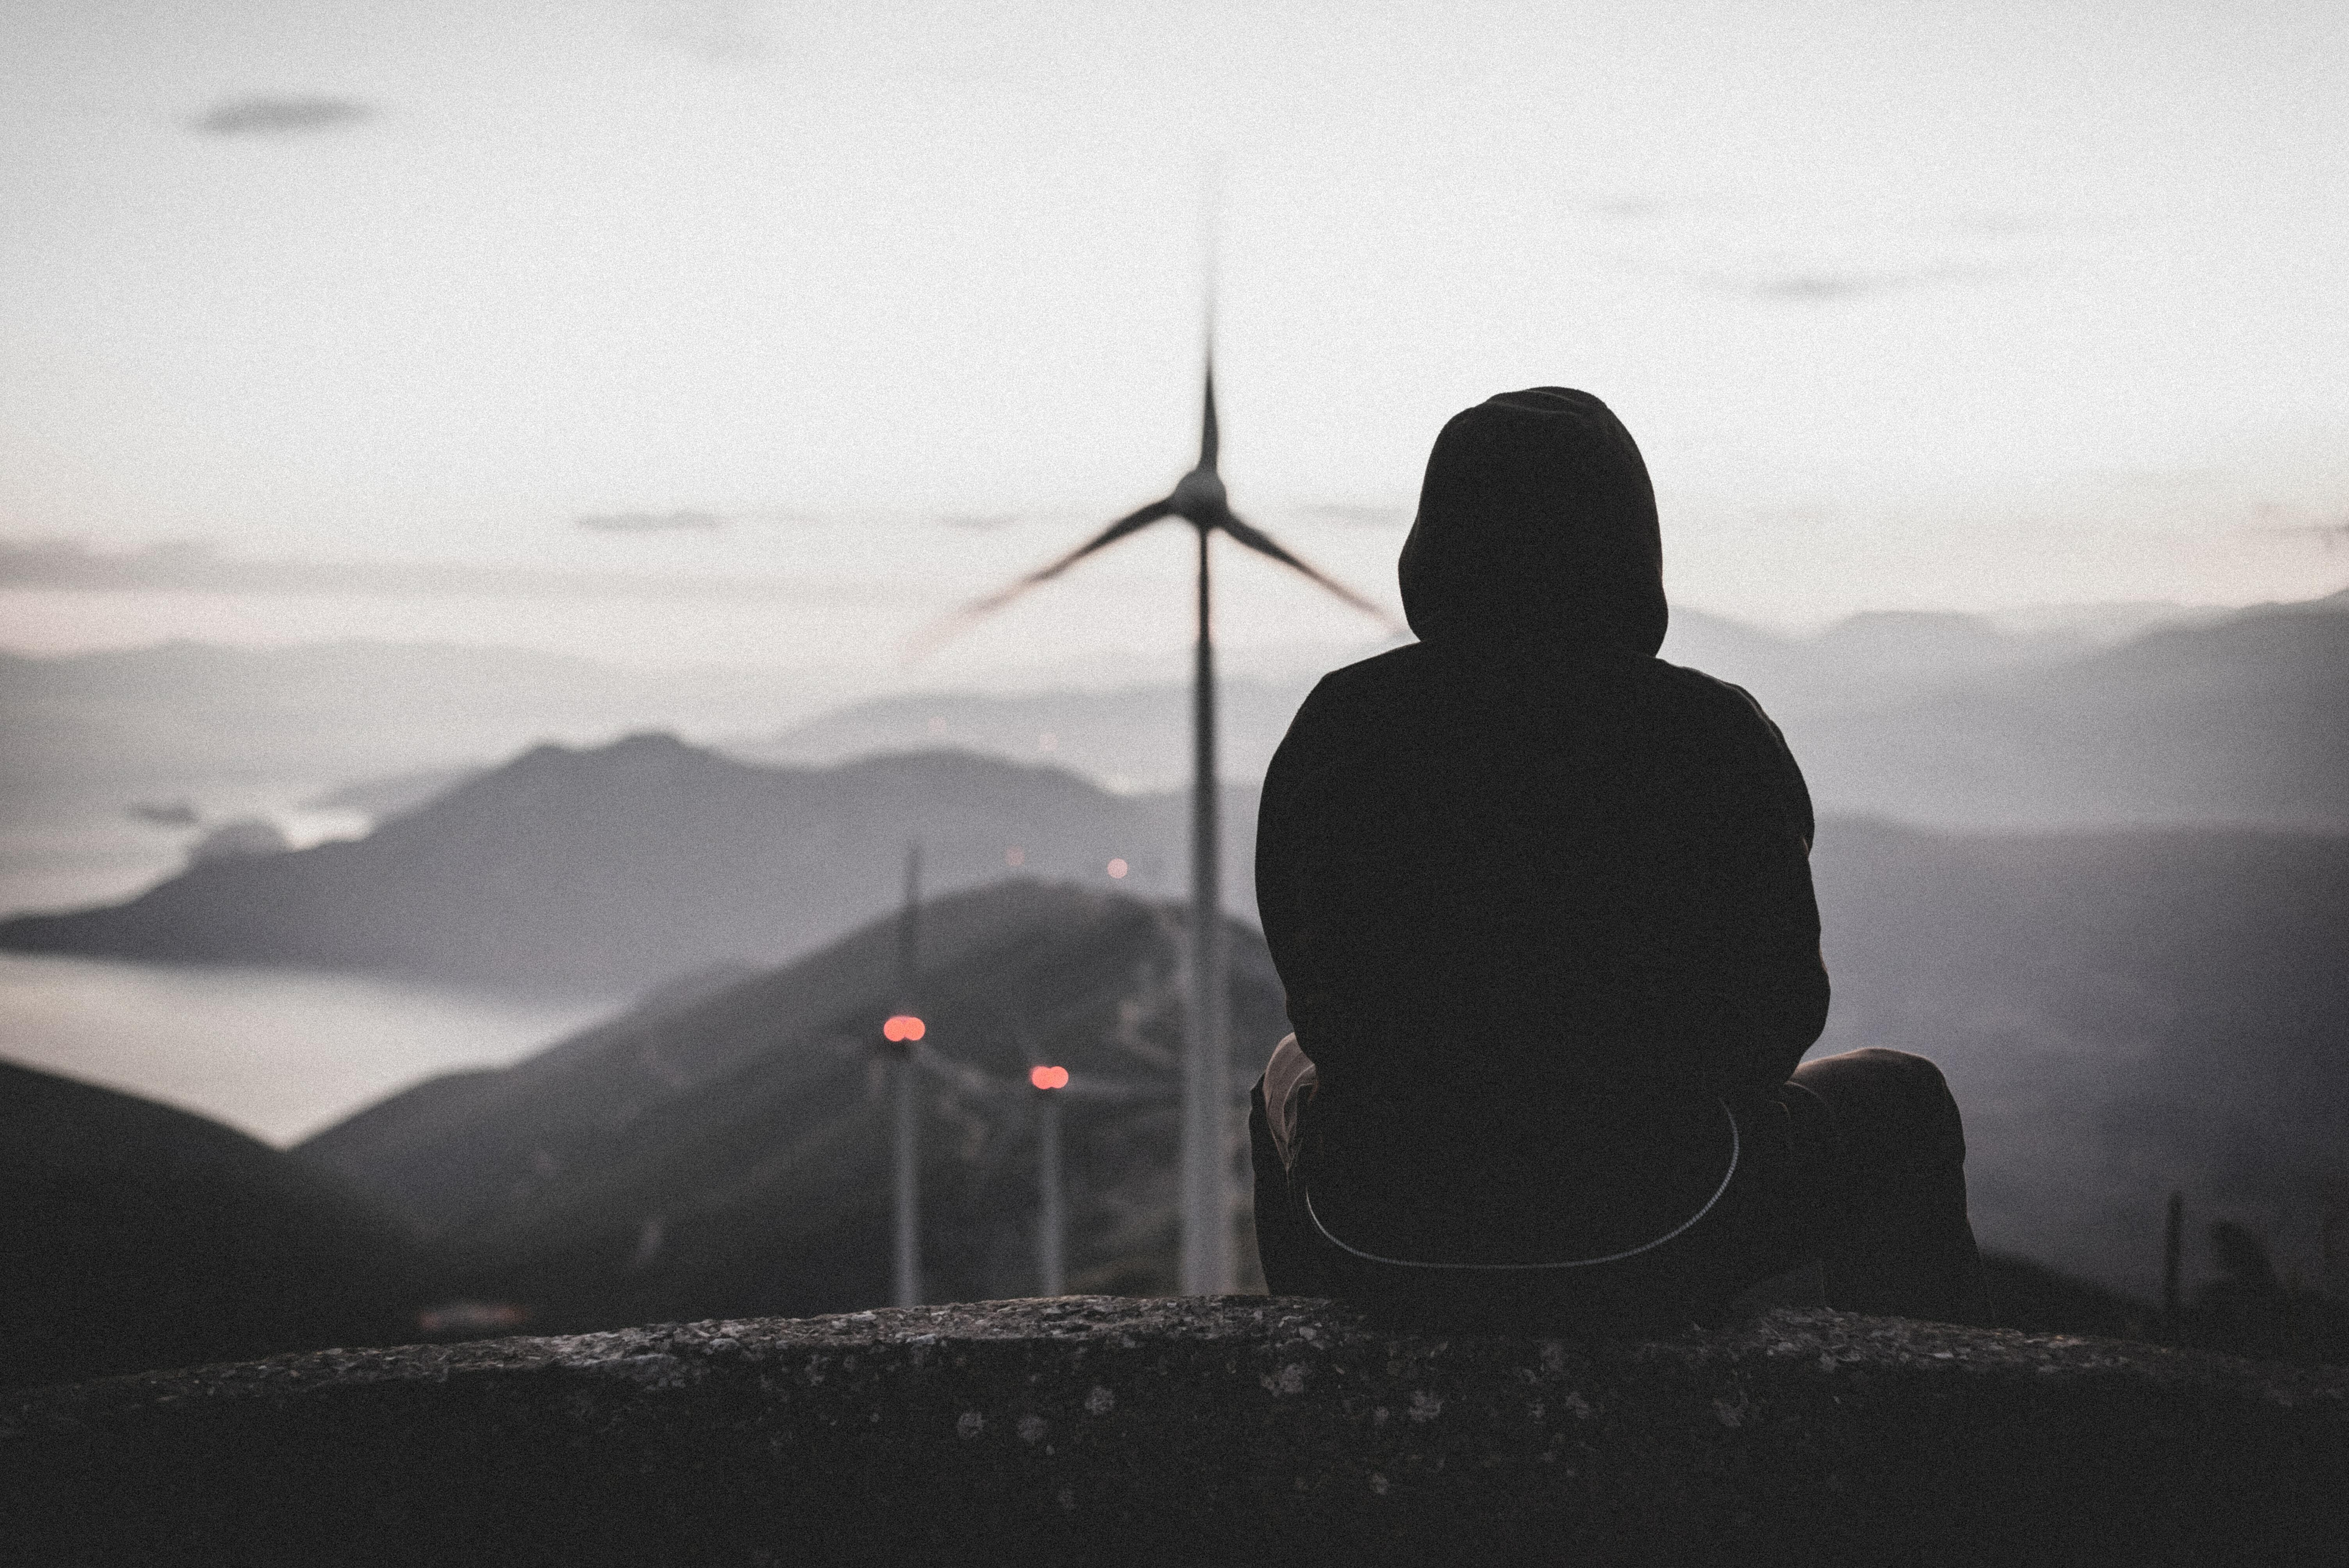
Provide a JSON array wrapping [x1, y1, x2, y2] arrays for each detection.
[[2161, 1190, 2184, 1340], [1181, 523, 1233, 1295], [1037, 1086, 1065, 1296], [891, 843, 922, 1309], [892, 1057, 920, 1307]]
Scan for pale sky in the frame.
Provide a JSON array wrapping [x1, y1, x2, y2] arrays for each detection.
[[3, 0, 2345, 675]]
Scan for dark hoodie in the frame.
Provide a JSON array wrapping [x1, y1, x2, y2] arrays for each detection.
[[1255, 389, 1828, 1255]]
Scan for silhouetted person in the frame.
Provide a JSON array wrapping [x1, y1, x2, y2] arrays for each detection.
[[1250, 388, 1985, 1328]]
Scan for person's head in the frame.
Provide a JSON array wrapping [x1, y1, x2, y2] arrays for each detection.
[[1397, 388, 1666, 656]]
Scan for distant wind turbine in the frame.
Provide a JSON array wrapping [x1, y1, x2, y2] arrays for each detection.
[[931, 314, 1393, 1295]]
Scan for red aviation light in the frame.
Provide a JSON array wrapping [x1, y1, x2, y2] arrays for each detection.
[[1029, 1065, 1069, 1091], [883, 1015, 926, 1043]]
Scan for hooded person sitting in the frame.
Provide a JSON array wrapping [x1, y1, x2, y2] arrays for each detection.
[[1249, 387, 1985, 1328]]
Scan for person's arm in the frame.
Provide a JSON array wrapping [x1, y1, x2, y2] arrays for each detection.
[[1629, 675, 1829, 1097], [1710, 683, 1831, 1088], [1253, 674, 1395, 1087]]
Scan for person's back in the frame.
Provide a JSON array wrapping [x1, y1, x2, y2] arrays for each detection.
[[1250, 388, 1985, 1329]]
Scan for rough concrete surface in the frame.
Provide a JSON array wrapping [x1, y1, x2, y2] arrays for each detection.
[[4, 1297, 2345, 1566]]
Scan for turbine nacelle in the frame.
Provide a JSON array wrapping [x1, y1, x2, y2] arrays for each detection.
[[1169, 466, 1228, 525]]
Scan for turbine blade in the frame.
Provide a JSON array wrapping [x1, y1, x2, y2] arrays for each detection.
[[1199, 358, 1219, 473], [1213, 509, 1401, 628], [906, 497, 1177, 659]]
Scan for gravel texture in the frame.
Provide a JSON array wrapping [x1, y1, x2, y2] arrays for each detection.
[[5, 1295, 2345, 1565]]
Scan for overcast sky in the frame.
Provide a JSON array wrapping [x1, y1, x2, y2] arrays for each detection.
[[3, 0, 2345, 673]]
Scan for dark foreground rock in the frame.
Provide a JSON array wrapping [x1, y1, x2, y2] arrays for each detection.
[[5, 1297, 2344, 1567]]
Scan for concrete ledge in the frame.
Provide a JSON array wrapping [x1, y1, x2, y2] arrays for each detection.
[[6, 1297, 2346, 1566]]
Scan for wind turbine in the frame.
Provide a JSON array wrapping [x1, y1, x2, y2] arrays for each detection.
[[937, 318, 1392, 1295]]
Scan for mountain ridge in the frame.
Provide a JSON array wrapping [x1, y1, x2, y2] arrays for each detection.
[[0, 736, 1255, 990]]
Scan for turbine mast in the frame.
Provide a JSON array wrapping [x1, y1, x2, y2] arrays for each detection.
[[891, 842, 923, 1308], [1182, 513, 1233, 1295]]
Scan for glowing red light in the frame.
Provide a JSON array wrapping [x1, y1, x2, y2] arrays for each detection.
[[1029, 1064, 1069, 1091], [883, 1014, 926, 1043], [1106, 858, 1128, 879]]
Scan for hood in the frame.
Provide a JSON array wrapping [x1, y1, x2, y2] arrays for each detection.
[[1397, 387, 1667, 656]]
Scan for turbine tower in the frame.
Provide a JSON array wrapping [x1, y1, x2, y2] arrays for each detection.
[[885, 843, 923, 1308], [943, 320, 1390, 1294]]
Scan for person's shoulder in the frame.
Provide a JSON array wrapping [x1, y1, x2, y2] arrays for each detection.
[[1267, 644, 1438, 778], [1292, 641, 1442, 718], [1644, 656, 1779, 728]]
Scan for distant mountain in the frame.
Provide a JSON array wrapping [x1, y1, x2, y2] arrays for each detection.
[[301, 823, 2349, 1323], [739, 598, 2343, 830], [0, 1059, 421, 1388], [0, 736, 1262, 991], [0, 639, 845, 916], [741, 677, 1319, 794], [298, 881, 1292, 1327], [1790, 601, 2349, 830], [0, 640, 819, 799], [738, 606, 2077, 792]]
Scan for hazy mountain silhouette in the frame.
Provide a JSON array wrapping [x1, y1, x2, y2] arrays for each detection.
[[0, 640, 813, 800], [0, 595, 2312, 842], [1790, 600, 2349, 830], [0, 1060, 421, 1389], [741, 606, 2095, 791], [743, 597, 2342, 829], [298, 881, 1290, 1329], [0, 735, 1257, 990], [743, 676, 1324, 795], [0, 639, 836, 915]]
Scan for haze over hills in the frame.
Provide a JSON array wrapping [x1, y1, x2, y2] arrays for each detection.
[[0, 736, 1261, 991], [749, 595, 2346, 829], [1791, 598, 2349, 830], [298, 881, 1292, 1325], [0, 593, 2276, 834], [745, 604, 2164, 791], [0, 640, 818, 799]]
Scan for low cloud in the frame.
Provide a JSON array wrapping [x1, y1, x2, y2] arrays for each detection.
[[937, 513, 1019, 531], [1748, 273, 1900, 302], [0, 536, 845, 602], [2259, 519, 2349, 550], [638, 0, 766, 62], [1300, 503, 1408, 527], [1566, 195, 1674, 221], [576, 510, 725, 534], [1715, 265, 1993, 304], [189, 96, 375, 137]]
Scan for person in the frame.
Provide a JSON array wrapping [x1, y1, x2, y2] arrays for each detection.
[[1249, 387, 1986, 1329]]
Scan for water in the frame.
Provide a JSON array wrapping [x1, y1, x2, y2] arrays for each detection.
[[0, 952, 611, 1146]]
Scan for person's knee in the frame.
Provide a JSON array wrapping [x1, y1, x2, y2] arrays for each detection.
[[1796, 1047, 1964, 1156], [1846, 1046, 1947, 1092]]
